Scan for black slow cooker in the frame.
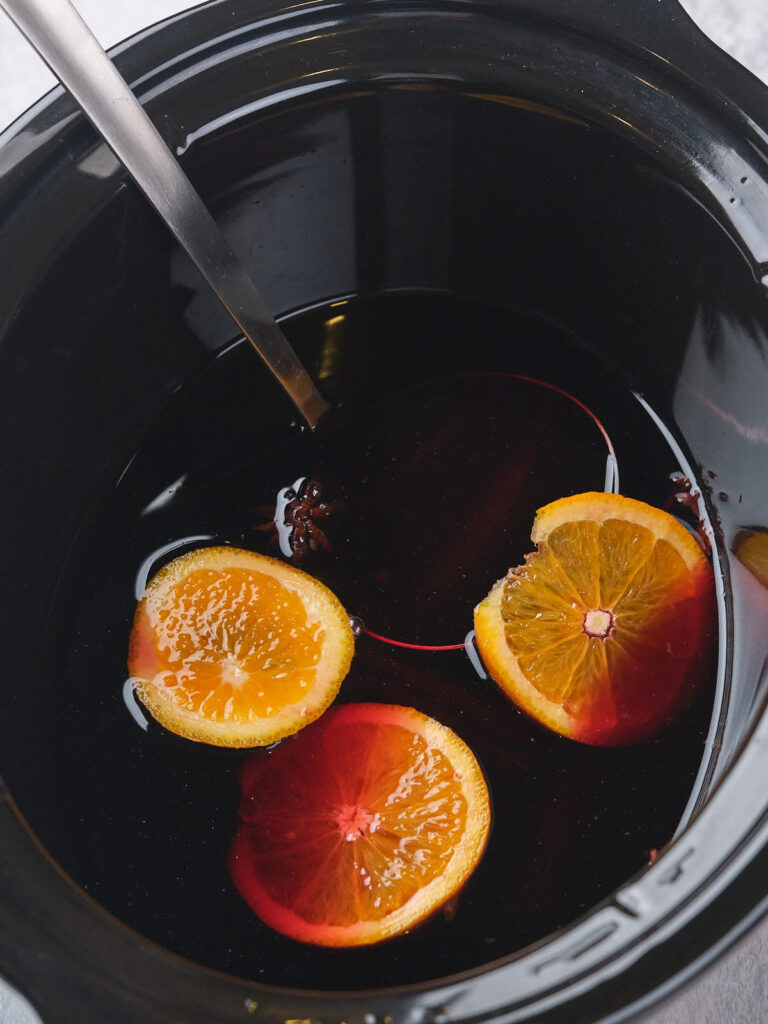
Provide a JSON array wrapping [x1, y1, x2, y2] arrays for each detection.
[[2, 0, 768, 1020]]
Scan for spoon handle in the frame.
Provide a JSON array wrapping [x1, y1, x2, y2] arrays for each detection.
[[1, 0, 330, 428]]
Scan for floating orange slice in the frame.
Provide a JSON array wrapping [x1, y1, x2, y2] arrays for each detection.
[[128, 546, 354, 747], [229, 703, 491, 946], [735, 530, 768, 590], [474, 493, 713, 745]]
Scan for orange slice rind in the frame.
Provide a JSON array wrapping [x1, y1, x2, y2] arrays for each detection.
[[531, 491, 708, 570], [475, 493, 713, 746], [229, 702, 491, 946], [128, 546, 354, 747]]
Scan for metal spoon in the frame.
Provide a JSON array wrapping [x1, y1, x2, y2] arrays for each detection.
[[1, 0, 330, 429]]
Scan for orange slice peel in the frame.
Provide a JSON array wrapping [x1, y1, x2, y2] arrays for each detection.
[[474, 492, 713, 746], [128, 546, 354, 747], [229, 702, 491, 946]]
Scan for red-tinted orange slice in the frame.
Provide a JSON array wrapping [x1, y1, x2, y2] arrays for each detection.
[[229, 703, 490, 946], [474, 493, 713, 745], [128, 546, 353, 747]]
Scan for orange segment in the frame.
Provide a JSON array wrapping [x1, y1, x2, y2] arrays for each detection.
[[475, 493, 713, 745], [229, 703, 491, 946], [736, 531, 768, 590], [128, 546, 354, 747]]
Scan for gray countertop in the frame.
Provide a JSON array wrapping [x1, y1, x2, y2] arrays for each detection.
[[0, 1, 766, 1022]]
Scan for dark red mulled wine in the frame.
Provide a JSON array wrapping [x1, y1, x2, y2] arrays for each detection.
[[35, 292, 714, 988]]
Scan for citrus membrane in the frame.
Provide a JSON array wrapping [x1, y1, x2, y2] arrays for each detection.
[[229, 703, 491, 946], [128, 546, 354, 747], [474, 493, 713, 745]]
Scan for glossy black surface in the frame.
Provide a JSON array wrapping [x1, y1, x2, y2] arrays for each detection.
[[1, 0, 768, 1022]]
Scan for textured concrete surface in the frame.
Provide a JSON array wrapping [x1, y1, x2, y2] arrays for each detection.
[[680, 0, 768, 84], [0, 1, 767, 1022], [648, 915, 768, 1023], [0, 986, 39, 1024]]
